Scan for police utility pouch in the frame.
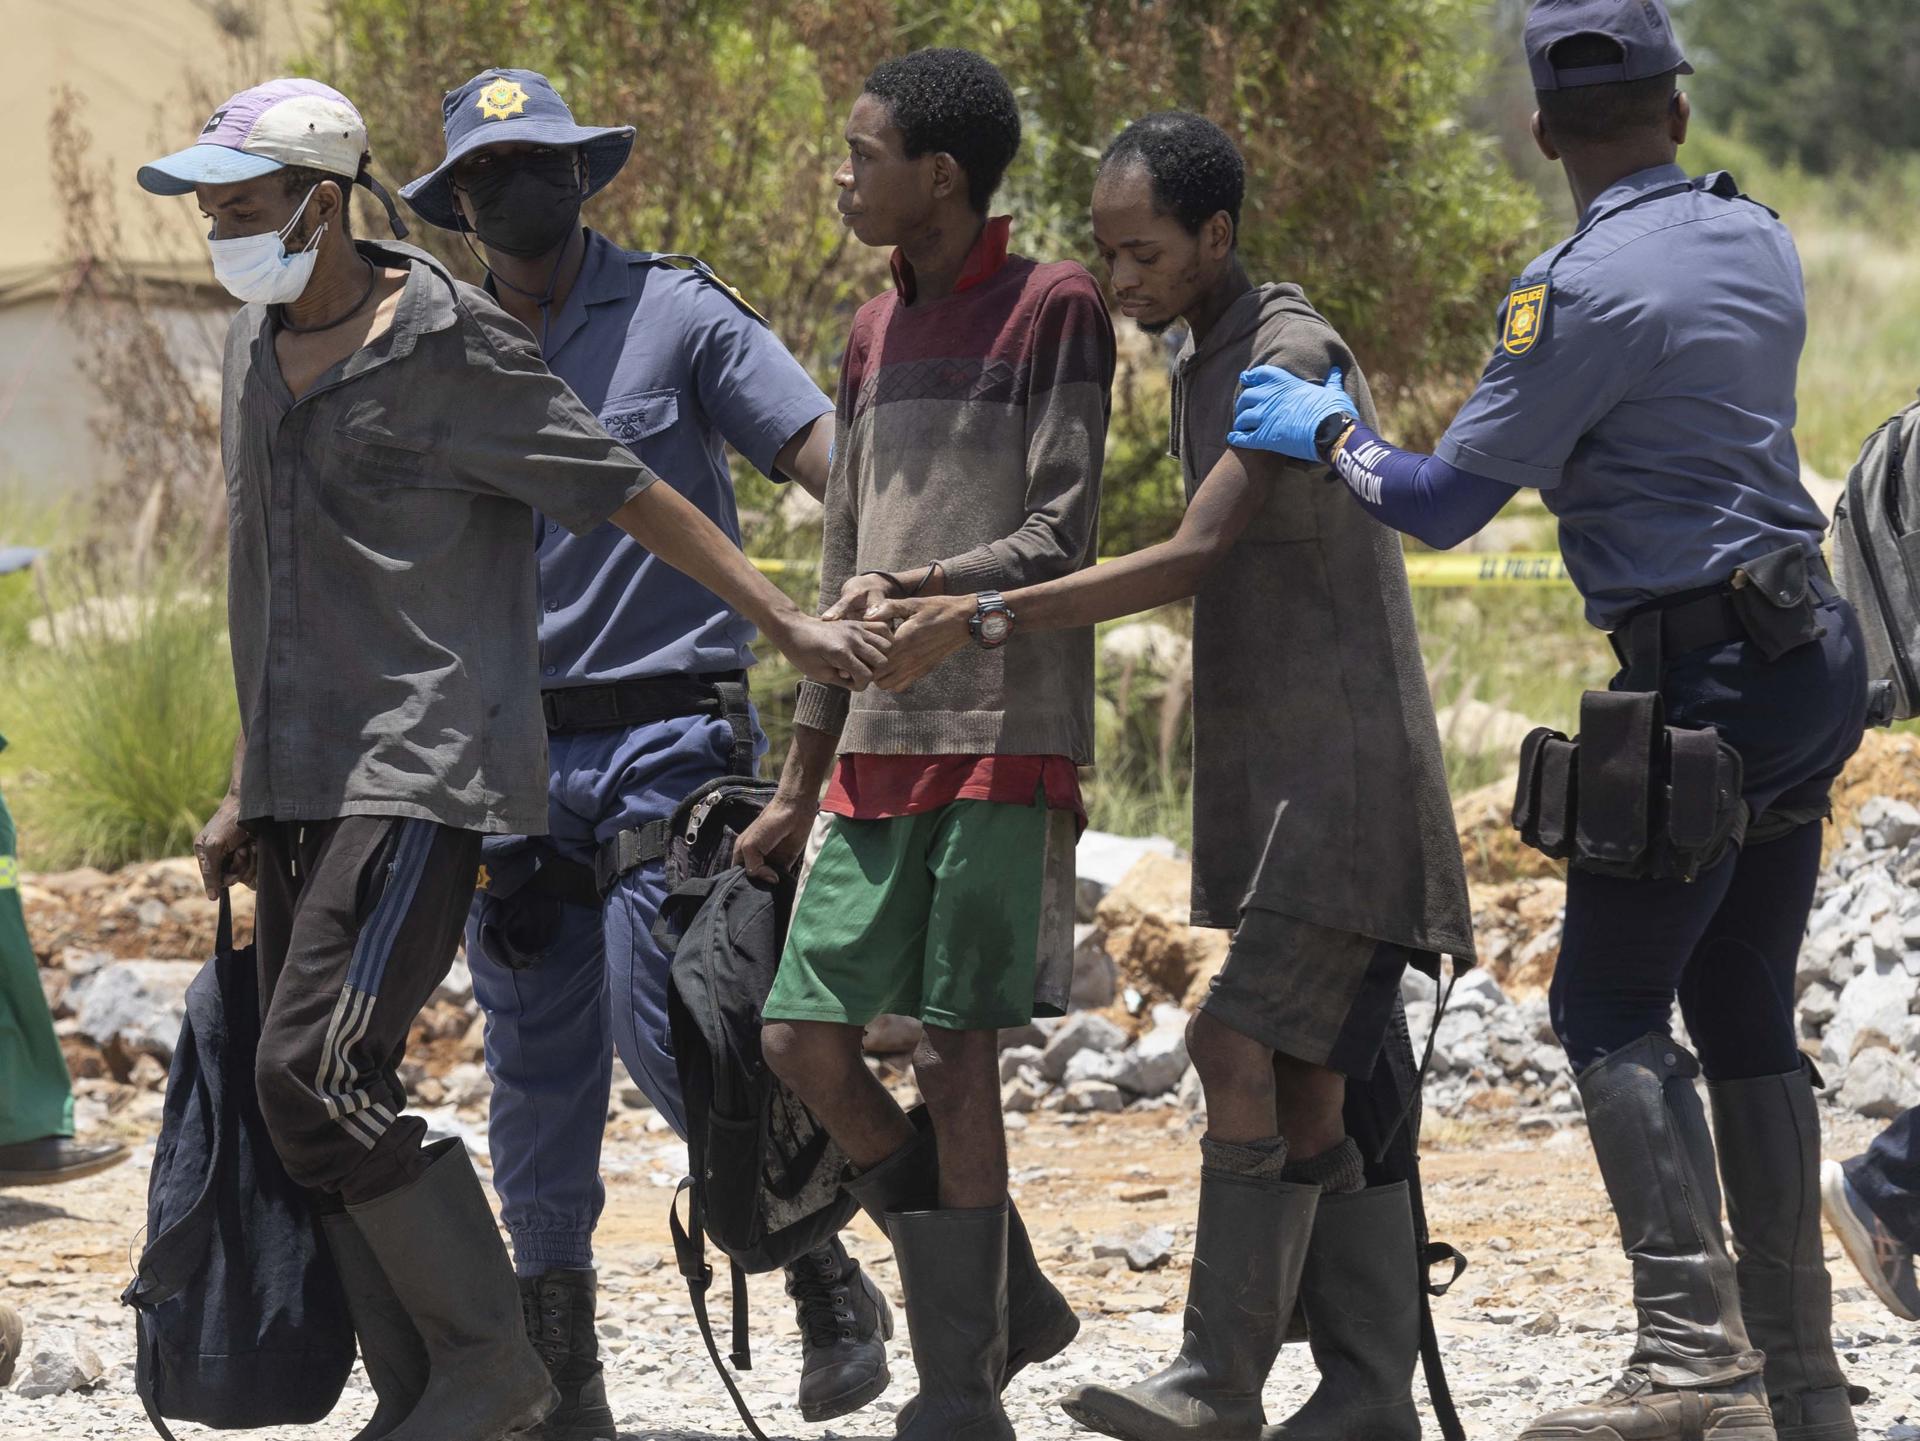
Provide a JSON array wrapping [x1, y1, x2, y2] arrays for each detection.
[[1512, 691, 1746, 881], [1729, 546, 1823, 662]]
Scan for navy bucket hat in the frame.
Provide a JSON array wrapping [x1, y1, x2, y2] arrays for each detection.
[[400, 68, 635, 231]]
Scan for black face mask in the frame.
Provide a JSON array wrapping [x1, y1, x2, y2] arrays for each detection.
[[461, 153, 583, 260]]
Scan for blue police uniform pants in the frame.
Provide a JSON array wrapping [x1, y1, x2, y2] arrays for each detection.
[[1846, 1106, 1920, 1250], [465, 711, 758, 1274], [1551, 596, 1869, 1079]]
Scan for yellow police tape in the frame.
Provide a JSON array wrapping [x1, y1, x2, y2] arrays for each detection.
[[750, 552, 1575, 589]]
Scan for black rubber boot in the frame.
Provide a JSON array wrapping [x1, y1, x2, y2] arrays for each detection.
[[1059, 1171, 1320, 1440], [321, 1210, 429, 1441], [1520, 1036, 1773, 1441], [845, 1111, 1079, 1390], [891, 1204, 1015, 1441], [1261, 1183, 1421, 1441], [1711, 1063, 1858, 1441], [519, 1270, 616, 1441], [786, 1234, 894, 1422], [346, 1142, 558, 1441]]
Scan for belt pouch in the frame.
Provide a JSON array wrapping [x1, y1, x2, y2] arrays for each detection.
[[1574, 689, 1660, 867], [1729, 546, 1822, 661], [1662, 727, 1747, 880], [1513, 727, 1580, 859]]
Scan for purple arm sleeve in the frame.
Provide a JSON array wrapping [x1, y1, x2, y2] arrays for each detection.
[[1330, 424, 1518, 549]]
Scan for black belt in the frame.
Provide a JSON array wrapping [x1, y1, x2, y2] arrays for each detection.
[[541, 672, 749, 733], [1609, 563, 1836, 674]]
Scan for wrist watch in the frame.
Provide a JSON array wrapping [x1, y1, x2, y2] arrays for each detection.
[[1314, 411, 1356, 463], [969, 591, 1016, 649]]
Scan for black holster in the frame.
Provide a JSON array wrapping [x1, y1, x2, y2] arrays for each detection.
[[1513, 690, 1747, 882]]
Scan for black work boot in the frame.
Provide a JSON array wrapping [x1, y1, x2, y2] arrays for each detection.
[[1520, 1036, 1773, 1441], [519, 1270, 616, 1441], [845, 1110, 1079, 1392], [1059, 1171, 1320, 1440], [346, 1142, 558, 1441], [1262, 1183, 1421, 1441], [321, 1210, 429, 1441], [891, 1204, 1015, 1441], [785, 1234, 893, 1422], [1711, 1063, 1858, 1441]]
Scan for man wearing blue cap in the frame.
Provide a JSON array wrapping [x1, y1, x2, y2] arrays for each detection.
[[1227, 3, 1866, 1440], [142, 75, 889, 1441], [399, 69, 886, 1439]]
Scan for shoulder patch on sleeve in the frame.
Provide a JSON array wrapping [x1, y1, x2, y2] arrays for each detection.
[[1502, 280, 1550, 358], [639, 253, 769, 327]]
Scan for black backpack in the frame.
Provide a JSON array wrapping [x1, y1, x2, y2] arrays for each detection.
[[1831, 391, 1920, 725], [121, 894, 355, 1440], [652, 777, 860, 1441]]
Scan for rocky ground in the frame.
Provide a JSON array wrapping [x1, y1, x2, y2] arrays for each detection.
[[6, 729, 1920, 1437]]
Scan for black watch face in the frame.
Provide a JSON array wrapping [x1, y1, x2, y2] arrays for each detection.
[[978, 610, 1013, 645]]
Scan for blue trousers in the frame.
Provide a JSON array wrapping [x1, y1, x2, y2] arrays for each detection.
[[465, 711, 759, 1274], [1551, 596, 1868, 1078], [1848, 1107, 1920, 1249]]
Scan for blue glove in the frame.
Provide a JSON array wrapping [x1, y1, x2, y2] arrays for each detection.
[[1227, 365, 1358, 463]]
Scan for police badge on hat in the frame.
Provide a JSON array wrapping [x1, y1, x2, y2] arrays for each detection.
[[1503, 280, 1550, 358]]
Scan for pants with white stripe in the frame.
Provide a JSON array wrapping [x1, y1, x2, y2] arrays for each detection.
[[252, 815, 482, 1205]]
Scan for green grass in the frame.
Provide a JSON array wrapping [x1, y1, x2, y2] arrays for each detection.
[[2, 556, 237, 871]]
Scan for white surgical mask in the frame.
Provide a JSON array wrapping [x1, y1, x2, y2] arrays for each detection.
[[207, 184, 326, 305]]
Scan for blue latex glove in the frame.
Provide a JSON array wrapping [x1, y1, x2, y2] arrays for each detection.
[[1227, 365, 1358, 462]]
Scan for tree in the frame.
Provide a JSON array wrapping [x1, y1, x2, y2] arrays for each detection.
[[1678, 0, 1920, 174]]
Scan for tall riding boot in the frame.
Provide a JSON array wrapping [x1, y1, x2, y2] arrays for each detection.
[[1261, 1183, 1422, 1441], [346, 1142, 558, 1441], [845, 1111, 1079, 1389], [1059, 1172, 1320, 1440], [1711, 1064, 1857, 1441], [785, 1233, 894, 1422], [1521, 1036, 1773, 1441], [321, 1211, 429, 1441], [519, 1269, 616, 1441], [891, 1204, 1015, 1441]]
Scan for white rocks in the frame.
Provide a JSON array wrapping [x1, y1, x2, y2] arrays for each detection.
[[1835, 1049, 1919, 1120], [1093, 1225, 1174, 1272], [70, 959, 199, 1063], [9, 1328, 103, 1399], [1073, 830, 1182, 919], [1061, 1080, 1127, 1114], [1040, 1013, 1129, 1082], [1000, 1045, 1044, 1083], [1856, 797, 1920, 850], [862, 1014, 924, 1056], [1108, 1008, 1190, 1097], [1822, 960, 1919, 1070]]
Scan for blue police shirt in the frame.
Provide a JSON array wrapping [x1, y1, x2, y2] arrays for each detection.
[[527, 229, 832, 683], [1436, 164, 1828, 629]]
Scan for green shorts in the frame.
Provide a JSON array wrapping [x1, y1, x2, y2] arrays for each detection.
[[764, 800, 1051, 1032]]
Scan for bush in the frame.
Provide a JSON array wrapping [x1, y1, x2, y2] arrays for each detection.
[[4, 558, 237, 871]]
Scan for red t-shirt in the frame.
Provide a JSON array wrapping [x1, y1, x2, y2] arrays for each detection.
[[822, 754, 1085, 828]]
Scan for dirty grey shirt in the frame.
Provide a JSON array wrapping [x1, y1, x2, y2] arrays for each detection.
[[1176, 283, 1474, 960], [220, 242, 657, 836]]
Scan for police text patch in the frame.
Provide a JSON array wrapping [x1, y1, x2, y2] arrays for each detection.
[[1503, 281, 1550, 357]]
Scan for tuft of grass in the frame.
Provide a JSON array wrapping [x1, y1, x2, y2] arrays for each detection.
[[3, 556, 237, 871]]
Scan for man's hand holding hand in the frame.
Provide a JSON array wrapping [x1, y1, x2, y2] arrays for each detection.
[[1228, 365, 1357, 463], [773, 615, 893, 691], [868, 594, 973, 692], [735, 791, 819, 883], [822, 572, 899, 623]]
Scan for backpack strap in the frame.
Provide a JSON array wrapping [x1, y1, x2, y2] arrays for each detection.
[[133, 1323, 182, 1441], [670, 1178, 772, 1441]]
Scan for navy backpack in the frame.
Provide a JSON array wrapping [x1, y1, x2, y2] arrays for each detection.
[[121, 892, 354, 1438]]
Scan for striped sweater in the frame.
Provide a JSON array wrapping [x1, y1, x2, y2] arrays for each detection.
[[793, 223, 1116, 762]]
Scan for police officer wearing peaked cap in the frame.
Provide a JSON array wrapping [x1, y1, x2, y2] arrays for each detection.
[[1228, 3, 1870, 1439]]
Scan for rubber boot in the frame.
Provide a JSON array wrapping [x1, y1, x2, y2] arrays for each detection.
[[1711, 1064, 1857, 1441], [519, 1270, 616, 1441], [1059, 1171, 1320, 1440], [845, 1111, 1079, 1389], [321, 1210, 429, 1441], [785, 1234, 894, 1422], [890, 1204, 1015, 1441], [1520, 1036, 1773, 1441], [1261, 1183, 1421, 1441], [346, 1142, 558, 1441]]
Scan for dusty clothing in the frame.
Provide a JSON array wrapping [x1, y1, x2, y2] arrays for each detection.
[[1201, 908, 1414, 1077], [1175, 283, 1473, 960], [790, 227, 1114, 760], [220, 241, 655, 837], [251, 815, 482, 1204]]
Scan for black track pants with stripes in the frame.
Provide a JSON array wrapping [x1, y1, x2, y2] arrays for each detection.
[[250, 815, 482, 1205]]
